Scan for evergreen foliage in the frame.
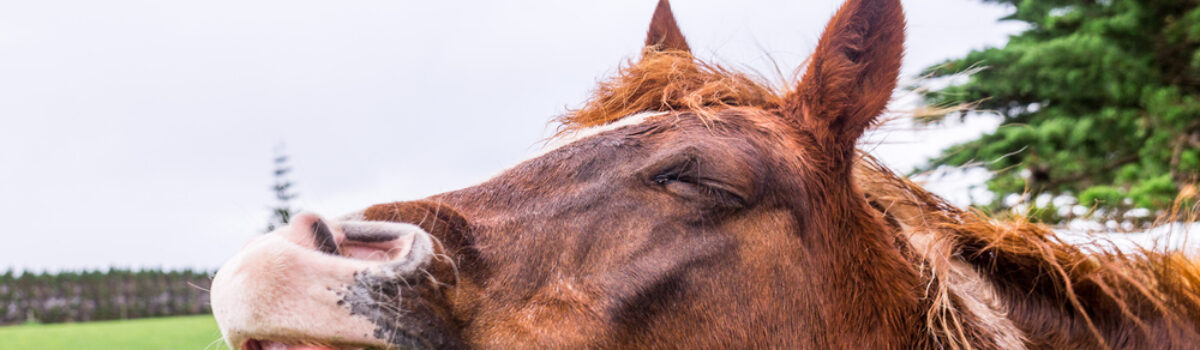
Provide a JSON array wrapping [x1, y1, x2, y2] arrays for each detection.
[[266, 145, 298, 232], [919, 0, 1200, 223]]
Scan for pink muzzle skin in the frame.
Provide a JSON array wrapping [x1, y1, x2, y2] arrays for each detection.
[[210, 213, 435, 350]]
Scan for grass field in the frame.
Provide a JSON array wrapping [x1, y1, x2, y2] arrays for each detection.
[[0, 315, 231, 350]]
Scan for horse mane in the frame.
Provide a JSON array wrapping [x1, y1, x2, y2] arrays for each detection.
[[558, 50, 1200, 349], [857, 157, 1200, 348]]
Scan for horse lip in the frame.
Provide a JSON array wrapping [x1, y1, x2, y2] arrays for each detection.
[[241, 337, 437, 350], [243, 338, 367, 350]]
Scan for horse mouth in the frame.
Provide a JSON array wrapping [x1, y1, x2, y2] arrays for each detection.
[[242, 339, 366, 350], [243, 338, 435, 350]]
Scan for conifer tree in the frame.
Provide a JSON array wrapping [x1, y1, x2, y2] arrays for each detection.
[[919, 0, 1200, 223], [266, 145, 299, 232]]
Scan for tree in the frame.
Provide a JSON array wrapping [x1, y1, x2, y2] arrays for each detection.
[[918, 0, 1200, 223], [266, 145, 299, 232]]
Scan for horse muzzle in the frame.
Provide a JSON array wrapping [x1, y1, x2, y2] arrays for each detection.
[[210, 212, 441, 350]]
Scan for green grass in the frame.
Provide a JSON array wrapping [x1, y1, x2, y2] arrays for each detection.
[[0, 315, 231, 350]]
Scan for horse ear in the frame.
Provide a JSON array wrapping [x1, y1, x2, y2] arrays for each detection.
[[784, 0, 904, 162], [644, 0, 690, 53]]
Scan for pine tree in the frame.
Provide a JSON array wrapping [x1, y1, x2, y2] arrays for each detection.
[[266, 145, 299, 232], [918, 0, 1200, 224]]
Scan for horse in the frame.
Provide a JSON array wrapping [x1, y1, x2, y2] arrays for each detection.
[[209, 0, 1200, 349]]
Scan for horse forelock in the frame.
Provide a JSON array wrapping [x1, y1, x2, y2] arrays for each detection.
[[555, 50, 785, 135]]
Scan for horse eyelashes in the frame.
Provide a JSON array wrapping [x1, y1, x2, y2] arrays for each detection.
[[652, 162, 746, 209]]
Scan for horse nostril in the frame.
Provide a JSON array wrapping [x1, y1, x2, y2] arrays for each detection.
[[337, 221, 431, 263], [311, 220, 341, 256], [242, 339, 262, 350], [344, 229, 402, 243]]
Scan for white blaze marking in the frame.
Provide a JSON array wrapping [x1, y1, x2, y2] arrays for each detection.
[[459, 111, 671, 189], [527, 111, 669, 161]]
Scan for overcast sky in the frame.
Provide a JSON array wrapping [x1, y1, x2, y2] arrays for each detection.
[[0, 0, 1024, 271]]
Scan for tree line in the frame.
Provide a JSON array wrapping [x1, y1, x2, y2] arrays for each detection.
[[1, 148, 298, 326], [0, 268, 213, 325]]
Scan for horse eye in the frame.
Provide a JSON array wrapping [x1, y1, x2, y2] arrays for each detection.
[[653, 173, 683, 185]]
